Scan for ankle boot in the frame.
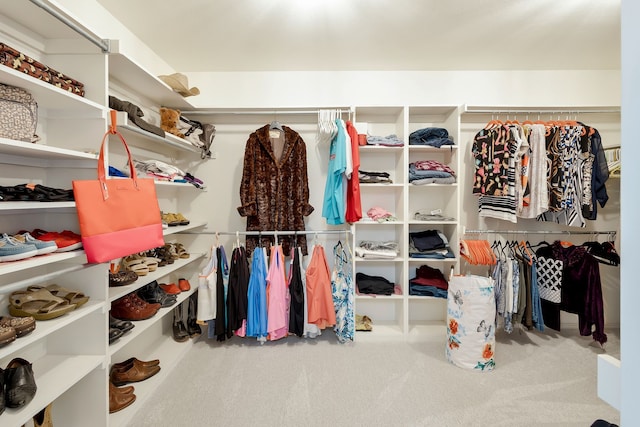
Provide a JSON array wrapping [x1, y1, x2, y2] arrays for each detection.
[[33, 403, 53, 427], [186, 295, 201, 338], [172, 304, 189, 342]]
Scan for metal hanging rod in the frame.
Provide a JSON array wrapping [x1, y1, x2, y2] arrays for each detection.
[[463, 228, 616, 238], [463, 107, 620, 115], [29, 0, 111, 53], [180, 230, 351, 236], [183, 108, 352, 116]]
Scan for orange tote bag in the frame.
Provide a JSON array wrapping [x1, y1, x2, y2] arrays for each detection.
[[72, 110, 164, 263]]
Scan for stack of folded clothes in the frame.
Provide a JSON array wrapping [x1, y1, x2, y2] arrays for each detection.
[[366, 134, 404, 147], [0, 42, 85, 96], [409, 160, 456, 185], [355, 240, 399, 259], [409, 229, 455, 259], [409, 127, 454, 148], [0, 184, 73, 202], [356, 272, 396, 296], [359, 170, 392, 184], [409, 265, 449, 298]]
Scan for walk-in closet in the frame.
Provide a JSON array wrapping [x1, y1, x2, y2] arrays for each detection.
[[0, 0, 634, 426]]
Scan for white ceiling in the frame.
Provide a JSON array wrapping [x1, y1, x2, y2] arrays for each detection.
[[97, 0, 620, 72]]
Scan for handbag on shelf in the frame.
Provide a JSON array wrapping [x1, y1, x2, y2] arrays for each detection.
[[72, 110, 164, 264], [0, 82, 39, 143]]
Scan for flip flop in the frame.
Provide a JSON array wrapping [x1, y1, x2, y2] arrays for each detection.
[[9, 289, 76, 321]]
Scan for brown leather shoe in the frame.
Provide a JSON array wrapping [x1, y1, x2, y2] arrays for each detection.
[[110, 361, 161, 386], [111, 294, 159, 321], [111, 357, 160, 372], [109, 382, 136, 413]]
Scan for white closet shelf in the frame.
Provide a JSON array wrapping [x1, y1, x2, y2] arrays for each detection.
[[408, 145, 458, 151], [108, 253, 204, 303], [0, 201, 76, 212], [354, 323, 405, 342], [108, 335, 196, 427], [355, 294, 404, 300], [108, 286, 197, 356], [354, 220, 402, 225], [0, 138, 98, 162], [112, 111, 201, 154], [0, 353, 104, 427], [154, 181, 203, 189], [0, 250, 85, 277], [407, 322, 447, 342], [360, 183, 404, 188], [409, 183, 458, 188], [408, 220, 458, 225], [359, 145, 404, 152], [108, 46, 195, 111], [354, 257, 403, 263], [407, 295, 448, 301], [0, 66, 104, 114], [407, 258, 458, 263], [163, 222, 207, 237], [0, 300, 104, 361]]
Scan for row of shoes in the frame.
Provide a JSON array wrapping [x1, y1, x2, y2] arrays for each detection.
[[0, 229, 82, 262], [0, 357, 37, 415], [173, 294, 200, 342], [0, 315, 36, 348], [8, 284, 89, 321], [110, 279, 190, 322], [0, 183, 73, 202], [109, 357, 160, 413], [122, 243, 190, 277], [161, 212, 190, 227]]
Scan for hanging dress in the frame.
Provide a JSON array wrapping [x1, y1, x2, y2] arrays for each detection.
[[331, 242, 354, 343], [197, 246, 217, 323], [299, 247, 321, 338], [213, 246, 230, 341], [246, 246, 268, 342], [267, 244, 289, 340], [288, 246, 305, 337], [227, 245, 249, 337], [306, 244, 336, 329]]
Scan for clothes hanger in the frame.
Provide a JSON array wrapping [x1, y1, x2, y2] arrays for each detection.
[[270, 111, 283, 132]]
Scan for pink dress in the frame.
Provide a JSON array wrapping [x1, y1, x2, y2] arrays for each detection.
[[267, 245, 289, 340]]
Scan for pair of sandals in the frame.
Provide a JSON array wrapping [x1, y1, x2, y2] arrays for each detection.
[[9, 285, 89, 321], [162, 212, 190, 227], [355, 314, 373, 331], [122, 253, 161, 276]]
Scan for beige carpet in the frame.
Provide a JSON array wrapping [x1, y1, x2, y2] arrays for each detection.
[[126, 327, 620, 427]]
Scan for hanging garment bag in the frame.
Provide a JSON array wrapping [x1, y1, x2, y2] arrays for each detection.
[[72, 110, 164, 263], [446, 275, 496, 371]]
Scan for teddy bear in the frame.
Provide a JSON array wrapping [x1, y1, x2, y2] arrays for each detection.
[[160, 107, 184, 138]]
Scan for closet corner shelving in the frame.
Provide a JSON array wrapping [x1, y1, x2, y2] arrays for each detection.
[[0, 2, 110, 425], [351, 105, 461, 342]]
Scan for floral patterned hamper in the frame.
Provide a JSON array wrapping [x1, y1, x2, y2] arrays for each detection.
[[446, 275, 496, 371]]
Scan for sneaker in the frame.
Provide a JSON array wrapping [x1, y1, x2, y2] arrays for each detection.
[[13, 232, 58, 255], [31, 229, 82, 252], [0, 234, 38, 262]]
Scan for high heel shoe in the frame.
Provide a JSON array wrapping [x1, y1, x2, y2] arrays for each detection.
[[33, 403, 53, 427]]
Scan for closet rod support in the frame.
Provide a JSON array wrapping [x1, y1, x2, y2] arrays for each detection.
[[463, 108, 620, 115], [29, 0, 111, 53]]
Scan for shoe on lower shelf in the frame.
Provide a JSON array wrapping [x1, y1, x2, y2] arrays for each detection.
[[0, 233, 38, 262], [109, 327, 123, 344], [4, 357, 37, 408], [0, 315, 36, 337], [30, 228, 82, 252], [172, 304, 189, 342], [0, 324, 17, 347], [110, 360, 161, 385], [12, 232, 58, 256], [109, 381, 136, 413]]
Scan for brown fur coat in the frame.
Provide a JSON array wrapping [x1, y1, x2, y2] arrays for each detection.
[[238, 125, 314, 255]]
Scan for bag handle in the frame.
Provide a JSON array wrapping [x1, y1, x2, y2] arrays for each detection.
[[96, 110, 139, 200]]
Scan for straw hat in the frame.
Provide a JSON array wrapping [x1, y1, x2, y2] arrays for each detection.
[[158, 73, 200, 97]]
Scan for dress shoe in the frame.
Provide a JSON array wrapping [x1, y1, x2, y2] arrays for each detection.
[[159, 282, 181, 295], [33, 403, 53, 427], [137, 281, 177, 308], [109, 381, 136, 413], [111, 293, 159, 321], [4, 357, 37, 408], [111, 357, 160, 371], [109, 314, 134, 333], [178, 278, 191, 292], [110, 361, 160, 386]]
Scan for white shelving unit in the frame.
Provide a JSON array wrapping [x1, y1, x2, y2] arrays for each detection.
[[352, 105, 461, 342]]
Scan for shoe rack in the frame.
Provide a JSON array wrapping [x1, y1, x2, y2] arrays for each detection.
[[0, 2, 210, 426]]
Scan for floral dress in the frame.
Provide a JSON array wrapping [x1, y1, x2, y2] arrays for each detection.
[[331, 242, 354, 343]]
